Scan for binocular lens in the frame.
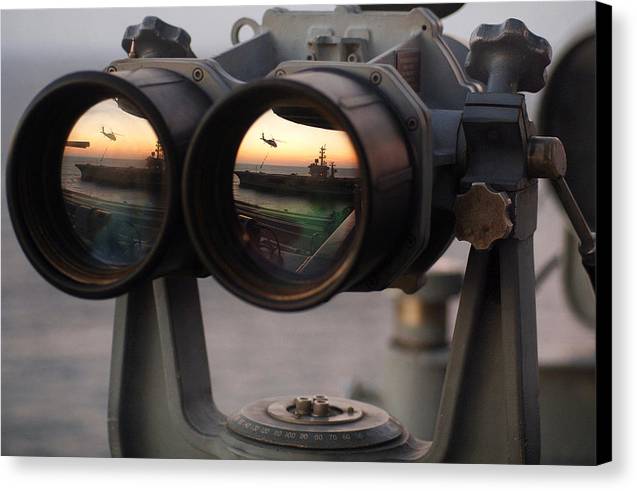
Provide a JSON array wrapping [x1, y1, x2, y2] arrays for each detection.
[[7, 70, 214, 298], [61, 98, 166, 266], [232, 105, 360, 279], [184, 73, 414, 310]]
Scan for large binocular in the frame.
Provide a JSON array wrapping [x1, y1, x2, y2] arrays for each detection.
[[6, 9, 558, 311]]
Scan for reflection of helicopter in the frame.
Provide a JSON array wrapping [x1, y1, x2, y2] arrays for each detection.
[[260, 132, 285, 148], [100, 126, 123, 141]]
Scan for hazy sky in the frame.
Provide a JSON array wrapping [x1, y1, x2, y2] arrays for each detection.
[[64, 99, 158, 160], [236, 109, 358, 168]]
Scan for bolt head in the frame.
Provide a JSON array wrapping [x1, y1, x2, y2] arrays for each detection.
[[192, 67, 204, 82], [294, 396, 312, 416], [406, 117, 419, 131], [370, 71, 382, 85], [312, 399, 330, 417]]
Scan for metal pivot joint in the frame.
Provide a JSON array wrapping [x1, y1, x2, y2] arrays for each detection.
[[463, 18, 595, 288]]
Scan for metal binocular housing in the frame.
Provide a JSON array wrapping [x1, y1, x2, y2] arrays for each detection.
[[7, 7, 480, 307]]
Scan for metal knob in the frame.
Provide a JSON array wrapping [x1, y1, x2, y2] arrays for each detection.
[[454, 183, 513, 250], [122, 16, 196, 58], [527, 136, 567, 179], [465, 18, 552, 93]]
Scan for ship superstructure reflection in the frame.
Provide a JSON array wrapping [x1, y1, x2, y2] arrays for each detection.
[[233, 105, 361, 278]]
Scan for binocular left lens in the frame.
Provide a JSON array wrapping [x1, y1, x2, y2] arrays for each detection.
[[7, 70, 211, 298], [62, 98, 167, 267]]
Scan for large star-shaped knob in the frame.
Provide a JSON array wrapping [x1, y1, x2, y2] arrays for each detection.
[[122, 16, 195, 58], [454, 183, 513, 250], [465, 18, 552, 93]]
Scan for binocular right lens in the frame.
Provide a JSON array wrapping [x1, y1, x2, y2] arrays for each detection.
[[233, 105, 361, 280], [184, 71, 414, 310]]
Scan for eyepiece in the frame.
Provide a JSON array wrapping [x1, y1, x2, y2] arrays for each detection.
[[6, 70, 211, 298], [184, 70, 414, 310]]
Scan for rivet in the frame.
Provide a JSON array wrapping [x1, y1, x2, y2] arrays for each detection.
[[192, 67, 204, 82], [370, 71, 382, 85]]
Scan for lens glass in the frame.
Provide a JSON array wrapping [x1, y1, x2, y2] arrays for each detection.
[[233, 103, 361, 279], [61, 98, 166, 266]]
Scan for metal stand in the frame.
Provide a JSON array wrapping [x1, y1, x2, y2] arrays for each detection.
[[108, 277, 229, 459], [108, 233, 541, 463], [426, 238, 540, 463]]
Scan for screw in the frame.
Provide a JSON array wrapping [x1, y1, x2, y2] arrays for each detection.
[[406, 117, 419, 131], [106, 66, 117, 73], [370, 71, 382, 85], [294, 396, 312, 416], [192, 67, 204, 82], [274, 69, 286, 78], [312, 399, 329, 417]]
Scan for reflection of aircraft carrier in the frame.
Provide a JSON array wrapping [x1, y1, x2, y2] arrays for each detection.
[[75, 141, 165, 189], [234, 145, 359, 196]]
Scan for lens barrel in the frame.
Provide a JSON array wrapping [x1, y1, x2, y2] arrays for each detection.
[[6, 70, 212, 298], [183, 70, 414, 310]]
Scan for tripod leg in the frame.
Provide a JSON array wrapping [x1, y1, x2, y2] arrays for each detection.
[[426, 237, 540, 464]]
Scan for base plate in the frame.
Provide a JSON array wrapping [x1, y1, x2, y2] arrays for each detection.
[[227, 395, 404, 450]]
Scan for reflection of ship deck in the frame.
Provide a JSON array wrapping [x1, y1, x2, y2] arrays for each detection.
[[235, 199, 354, 272], [234, 145, 358, 196], [62, 189, 164, 263], [75, 141, 165, 189]]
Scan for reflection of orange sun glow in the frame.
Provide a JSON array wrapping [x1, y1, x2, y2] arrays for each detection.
[[65, 99, 157, 160], [236, 110, 358, 167]]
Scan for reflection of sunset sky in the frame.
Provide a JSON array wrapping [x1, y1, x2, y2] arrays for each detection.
[[65, 99, 157, 160], [236, 110, 358, 167]]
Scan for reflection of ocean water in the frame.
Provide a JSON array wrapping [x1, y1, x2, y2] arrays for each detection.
[[61, 155, 164, 209], [233, 164, 356, 216]]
